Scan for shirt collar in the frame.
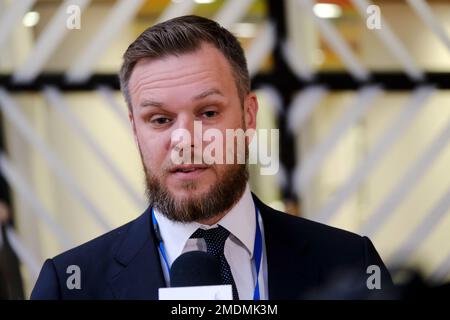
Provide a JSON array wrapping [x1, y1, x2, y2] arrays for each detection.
[[217, 184, 255, 256], [153, 184, 256, 265]]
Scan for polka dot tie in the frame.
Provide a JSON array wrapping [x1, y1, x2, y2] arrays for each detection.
[[190, 225, 240, 300]]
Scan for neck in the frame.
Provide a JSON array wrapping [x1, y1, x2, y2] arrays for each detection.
[[195, 182, 248, 226], [197, 211, 228, 226]]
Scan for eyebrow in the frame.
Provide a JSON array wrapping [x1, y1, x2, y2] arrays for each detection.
[[192, 88, 224, 101], [140, 99, 165, 108], [139, 88, 224, 108]]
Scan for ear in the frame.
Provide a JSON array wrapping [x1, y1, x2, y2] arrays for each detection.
[[244, 92, 258, 131]]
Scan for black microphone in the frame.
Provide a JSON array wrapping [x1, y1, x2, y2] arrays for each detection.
[[170, 251, 221, 287]]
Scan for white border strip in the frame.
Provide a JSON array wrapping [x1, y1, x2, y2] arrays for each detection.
[[0, 153, 74, 249], [361, 117, 450, 237], [96, 86, 130, 130], [156, 0, 197, 24], [0, 87, 111, 231], [0, 0, 37, 52], [350, 0, 423, 80], [4, 227, 40, 280], [295, 86, 382, 195], [256, 85, 283, 117], [390, 184, 450, 266], [315, 86, 434, 223], [431, 251, 450, 283], [247, 21, 276, 77], [66, 0, 145, 82], [13, 0, 91, 83], [407, 0, 450, 54], [281, 40, 315, 81], [287, 85, 328, 134], [298, 0, 369, 81], [43, 86, 145, 208], [214, 0, 254, 30]]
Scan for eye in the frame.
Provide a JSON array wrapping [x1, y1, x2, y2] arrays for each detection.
[[202, 110, 218, 118], [151, 116, 172, 126]]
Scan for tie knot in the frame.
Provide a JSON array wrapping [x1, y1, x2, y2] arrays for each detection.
[[190, 225, 230, 255]]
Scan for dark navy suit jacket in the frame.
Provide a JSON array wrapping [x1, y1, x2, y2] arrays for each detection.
[[30, 195, 393, 299]]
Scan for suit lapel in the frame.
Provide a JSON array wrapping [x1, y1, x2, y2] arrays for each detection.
[[253, 195, 319, 299], [108, 197, 319, 299], [109, 207, 166, 299]]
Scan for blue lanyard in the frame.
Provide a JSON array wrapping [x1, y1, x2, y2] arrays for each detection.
[[151, 204, 263, 300]]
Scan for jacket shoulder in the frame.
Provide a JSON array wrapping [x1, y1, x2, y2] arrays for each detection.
[[52, 218, 134, 268], [256, 198, 378, 267], [31, 218, 137, 299], [257, 197, 393, 294], [257, 198, 364, 246]]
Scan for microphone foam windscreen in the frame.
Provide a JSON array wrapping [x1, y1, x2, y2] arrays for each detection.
[[170, 251, 221, 287]]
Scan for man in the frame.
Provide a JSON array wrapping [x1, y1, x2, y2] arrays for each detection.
[[31, 15, 393, 300]]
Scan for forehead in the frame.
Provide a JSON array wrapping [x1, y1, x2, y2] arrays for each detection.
[[128, 44, 237, 104]]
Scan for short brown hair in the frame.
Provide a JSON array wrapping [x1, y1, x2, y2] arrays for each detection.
[[119, 15, 250, 112]]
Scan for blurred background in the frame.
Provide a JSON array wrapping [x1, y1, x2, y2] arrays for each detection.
[[0, 0, 449, 299]]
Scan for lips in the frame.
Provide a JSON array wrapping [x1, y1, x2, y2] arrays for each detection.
[[170, 164, 209, 173], [168, 165, 210, 180]]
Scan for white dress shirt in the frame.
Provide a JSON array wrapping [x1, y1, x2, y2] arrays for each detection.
[[153, 184, 268, 300]]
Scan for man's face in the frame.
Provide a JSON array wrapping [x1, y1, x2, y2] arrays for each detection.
[[128, 43, 258, 223]]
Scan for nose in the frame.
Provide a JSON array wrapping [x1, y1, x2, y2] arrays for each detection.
[[170, 114, 195, 151]]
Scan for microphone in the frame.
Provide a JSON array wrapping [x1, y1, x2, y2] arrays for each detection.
[[170, 251, 221, 287], [158, 251, 233, 300]]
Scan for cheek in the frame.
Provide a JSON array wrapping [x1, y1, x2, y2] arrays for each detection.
[[136, 132, 169, 167]]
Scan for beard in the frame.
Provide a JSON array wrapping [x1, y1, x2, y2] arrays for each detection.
[[144, 163, 248, 223], [140, 134, 250, 223]]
